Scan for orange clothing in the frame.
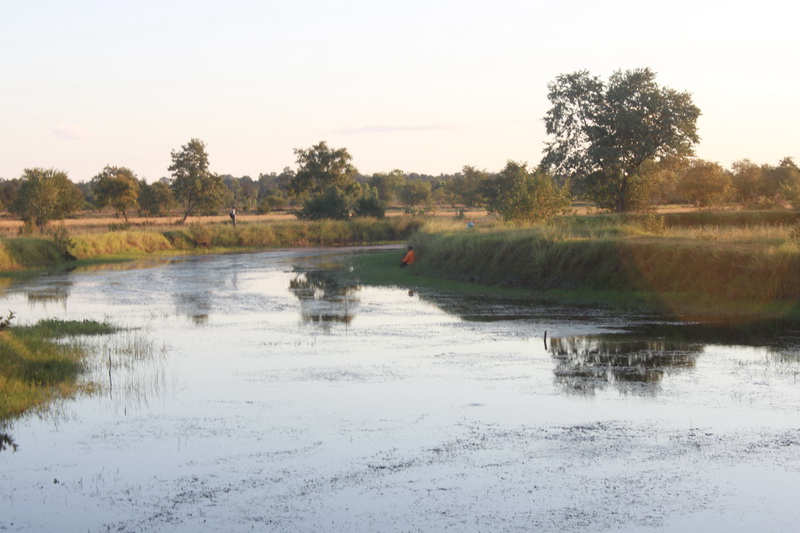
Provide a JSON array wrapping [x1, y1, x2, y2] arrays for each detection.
[[402, 250, 416, 265]]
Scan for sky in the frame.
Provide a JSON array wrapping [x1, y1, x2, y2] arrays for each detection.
[[1, 0, 797, 182]]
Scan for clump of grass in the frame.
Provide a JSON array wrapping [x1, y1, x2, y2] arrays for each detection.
[[70, 231, 172, 258], [0, 317, 117, 421]]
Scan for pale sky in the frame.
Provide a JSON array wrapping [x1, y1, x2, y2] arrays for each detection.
[[1, 0, 797, 182]]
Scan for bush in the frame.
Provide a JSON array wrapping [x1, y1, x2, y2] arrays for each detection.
[[297, 187, 350, 220]]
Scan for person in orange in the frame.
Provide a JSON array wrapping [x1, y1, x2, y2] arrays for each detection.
[[400, 246, 415, 267]]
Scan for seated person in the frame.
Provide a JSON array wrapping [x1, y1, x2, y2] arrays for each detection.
[[400, 246, 415, 267]]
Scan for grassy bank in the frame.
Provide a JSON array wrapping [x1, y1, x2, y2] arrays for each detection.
[[351, 214, 800, 321], [0, 217, 425, 271], [0, 318, 116, 423]]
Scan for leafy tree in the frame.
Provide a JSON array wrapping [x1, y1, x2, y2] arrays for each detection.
[[454, 165, 489, 208], [542, 68, 700, 212], [399, 179, 433, 211], [676, 159, 731, 208], [169, 138, 226, 223], [297, 186, 351, 220], [138, 179, 175, 217], [91, 165, 140, 221], [774, 158, 800, 209], [486, 161, 571, 223], [731, 159, 764, 203], [764, 157, 800, 197], [290, 141, 357, 198], [368, 170, 405, 206], [352, 185, 386, 218], [11, 168, 84, 228], [0, 178, 23, 213]]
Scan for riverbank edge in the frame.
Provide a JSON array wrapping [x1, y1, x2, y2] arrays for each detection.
[[346, 243, 800, 324], [0, 319, 118, 429]]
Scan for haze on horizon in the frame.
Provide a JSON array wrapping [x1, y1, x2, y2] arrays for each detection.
[[1, 0, 797, 183]]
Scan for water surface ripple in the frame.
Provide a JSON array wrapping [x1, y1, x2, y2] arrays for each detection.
[[1, 249, 799, 532]]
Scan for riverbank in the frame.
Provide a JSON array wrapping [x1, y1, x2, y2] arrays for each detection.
[[0, 217, 425, 271], [4, 211, 800, 322], [0, 319, 117, 425], [348, 212, 800, 322]]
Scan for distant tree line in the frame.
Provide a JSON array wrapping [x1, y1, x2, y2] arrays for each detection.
[[0, 68, 797, 228]]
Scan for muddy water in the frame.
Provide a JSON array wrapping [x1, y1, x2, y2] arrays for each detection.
[[1, 249, 800, 532]]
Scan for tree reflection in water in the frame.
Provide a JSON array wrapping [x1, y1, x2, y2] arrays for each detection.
[[550, 335, 700, 395], [1, 432, 18, 453], [289, 267, 361, 328]]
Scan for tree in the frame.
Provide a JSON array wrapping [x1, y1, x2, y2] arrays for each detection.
[[399, 179, 433, 212], [169, 138, 226, 223], [11, 168, 84, 228], [352, 184, 386, 218], [676, 159, 732, 208], [297, 186, 351, 220], [290, 141, 357, 198], [91, 165, 140, 221], [485, 161, 571, 223], [138, 179, 175, 218], [542, 68, 700, 212], [368, 169, 405, 206]]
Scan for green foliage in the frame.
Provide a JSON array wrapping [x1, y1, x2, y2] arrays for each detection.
[[48, 224, 76, 260], [138, 180, 175, 217], [1, 319, 116, 420], [368, 170, 405, 206], [2, 237, 67, 267], [399, 179, 433, 209], [169, 138, 226, 223], [10, 168, 85, 227], [188, 222, 214, 247], [676, 159, 732, 207], [290, 141, 357, 198], [298, 186, 352, 220], [91, 166, 140, 221], [352, 185, 386, 218], [543, 68, 700, 212], [485, 161, 571, 223]]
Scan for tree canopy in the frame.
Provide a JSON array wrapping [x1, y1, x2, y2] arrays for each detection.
[[485, 161, 571, 223], [542, 68, 701, 212], [290, 141, 357, 198], [169, 138, 226, 223], [11, 168, 84, 228], [91, 165, 140, 221]]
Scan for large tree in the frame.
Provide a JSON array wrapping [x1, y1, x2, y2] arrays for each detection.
[[290, 141, 357, 198], [91, 165, 140, 221], [169, 138, 226, 223], [11, 168, 84, 228], [542, 68, 700, 212]]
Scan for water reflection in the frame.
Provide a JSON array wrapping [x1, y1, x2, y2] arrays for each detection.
[[289, 267, 361, 327], [550, 335, 700, 395], [1, 431, 18, 453], [25, 278, 72, 310]]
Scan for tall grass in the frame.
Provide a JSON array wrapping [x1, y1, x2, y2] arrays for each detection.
[[0, 217, 426, 270], [0, 319, 117, 421], [404, 214, 800, 320]]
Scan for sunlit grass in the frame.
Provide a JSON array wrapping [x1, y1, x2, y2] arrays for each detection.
[[0, 319, 117, 421]]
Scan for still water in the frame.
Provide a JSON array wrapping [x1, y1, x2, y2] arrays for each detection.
[[1, 248, 800, 532]]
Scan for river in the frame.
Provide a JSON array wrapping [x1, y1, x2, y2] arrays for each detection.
[[1, 248, 800, 532]]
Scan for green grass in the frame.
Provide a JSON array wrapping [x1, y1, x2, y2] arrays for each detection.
[[349, 212, 800, 322], [0, 319, 117, 421]]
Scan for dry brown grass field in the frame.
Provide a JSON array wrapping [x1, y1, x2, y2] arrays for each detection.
[[0, 207, 497, 236]]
